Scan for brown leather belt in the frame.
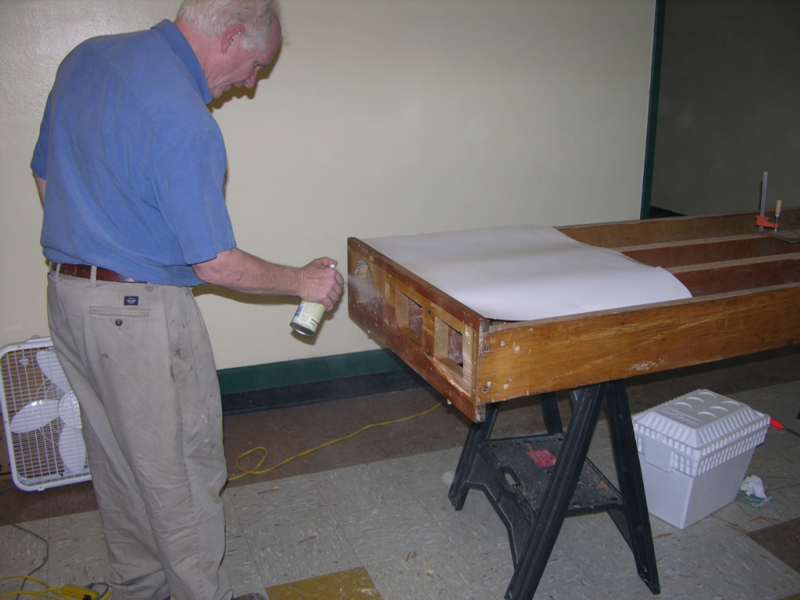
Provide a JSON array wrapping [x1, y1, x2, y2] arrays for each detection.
[[50, 263, 142, 283]]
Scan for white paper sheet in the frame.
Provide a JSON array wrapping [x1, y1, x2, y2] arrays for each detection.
[[364, 225, 692, 321]]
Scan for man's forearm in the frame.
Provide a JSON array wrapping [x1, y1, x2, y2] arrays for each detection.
[[193, 248, 344, 310], [192, 247, 303, 296]]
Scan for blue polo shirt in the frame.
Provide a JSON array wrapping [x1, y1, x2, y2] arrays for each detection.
[[31, 20, 236, 286]]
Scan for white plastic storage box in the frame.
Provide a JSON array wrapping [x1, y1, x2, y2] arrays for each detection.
[[632, 389, 769, 529]]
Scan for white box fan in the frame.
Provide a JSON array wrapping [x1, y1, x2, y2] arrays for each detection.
[[1, 336, 91, 491]]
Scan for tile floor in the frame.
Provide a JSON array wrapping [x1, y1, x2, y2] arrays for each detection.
[[1, 350, 799, 600]]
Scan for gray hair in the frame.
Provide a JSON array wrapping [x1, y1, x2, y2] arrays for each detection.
[[176, 0, 281, 50]]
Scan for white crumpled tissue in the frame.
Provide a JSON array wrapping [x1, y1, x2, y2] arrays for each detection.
[[740, 475, 767, 499], [737, 475, 772, 507]]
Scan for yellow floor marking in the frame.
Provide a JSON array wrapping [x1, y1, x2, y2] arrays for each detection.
[[266, 566, 382, 599]]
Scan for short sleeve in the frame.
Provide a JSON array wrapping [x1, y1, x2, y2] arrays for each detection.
[[151, 128, 237, 265], [31, 92, 53, 178]]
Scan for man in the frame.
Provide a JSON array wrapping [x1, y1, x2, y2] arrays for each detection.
[[30, 1, 343, 599]]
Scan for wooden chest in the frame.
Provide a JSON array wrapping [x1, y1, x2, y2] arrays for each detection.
[[347, 209, 800, 421]]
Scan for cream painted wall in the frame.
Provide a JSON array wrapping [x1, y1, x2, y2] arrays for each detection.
[[0, 0, 656, 369]]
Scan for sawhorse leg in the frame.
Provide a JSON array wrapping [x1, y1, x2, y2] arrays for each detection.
[[604, 381, 660, 592], [448, 400, 499, 511], [506, 383, 609, 598], [449, 381, 660, 600]]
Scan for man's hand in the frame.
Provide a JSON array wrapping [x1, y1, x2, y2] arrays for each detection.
[[297, 258, 344, 311]]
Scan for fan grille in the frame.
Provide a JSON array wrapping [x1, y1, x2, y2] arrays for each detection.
[[1, 340, 92, 491]]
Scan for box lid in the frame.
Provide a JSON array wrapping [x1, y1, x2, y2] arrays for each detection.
[[633, 389, 769, 476]]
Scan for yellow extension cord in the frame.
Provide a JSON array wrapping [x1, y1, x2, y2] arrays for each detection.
[[227, 400, 444, 482], [0, 576, 106, 600]]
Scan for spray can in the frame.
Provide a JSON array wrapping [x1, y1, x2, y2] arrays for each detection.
[[291, 301, 326, 336], [291, 264, 338, 336]]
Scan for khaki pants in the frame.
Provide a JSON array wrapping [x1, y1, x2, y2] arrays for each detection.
[[47, 271, 232, 600]]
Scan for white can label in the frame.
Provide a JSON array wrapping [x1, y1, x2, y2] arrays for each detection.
[[291, 301, 325, 336]]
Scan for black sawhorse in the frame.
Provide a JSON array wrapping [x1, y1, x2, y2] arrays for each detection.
[[448, 380, 660, 600]]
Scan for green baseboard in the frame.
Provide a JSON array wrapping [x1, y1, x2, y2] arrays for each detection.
[[217, 348, 411, 396], [217, 349, 428, 415]]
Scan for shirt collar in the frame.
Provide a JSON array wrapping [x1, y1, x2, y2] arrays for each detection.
[[151, 20, 212, 105]]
